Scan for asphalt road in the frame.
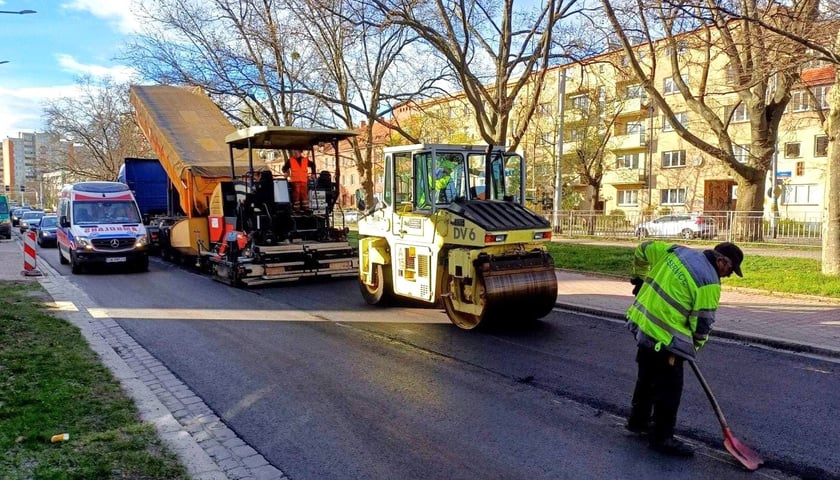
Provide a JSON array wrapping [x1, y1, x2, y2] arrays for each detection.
[[38, 247, 840, 480]]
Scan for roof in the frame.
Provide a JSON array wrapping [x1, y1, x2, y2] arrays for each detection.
[[225, 126, 358, 150]]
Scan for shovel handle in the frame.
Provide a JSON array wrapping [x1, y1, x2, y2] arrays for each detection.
[[688, 360, 730, 430]]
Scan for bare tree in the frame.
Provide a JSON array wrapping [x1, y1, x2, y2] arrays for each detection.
[[699, 3, 840, 273], [599, 0, 819, 239], [288, 0, 449, 208], [42, 76, 153, 181], [125, 0, 445, 208], [364, 0, 583, 151]]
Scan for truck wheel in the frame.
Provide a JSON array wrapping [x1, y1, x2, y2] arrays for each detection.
[[359, 263, 392, 305], [59, 248, 69, 265], [442, 269, 486, 330], [70, 252, 82, 274], [135, 256, 149, 273]]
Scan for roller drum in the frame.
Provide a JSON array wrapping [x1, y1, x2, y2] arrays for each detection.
[[482, 266, 558, 320]]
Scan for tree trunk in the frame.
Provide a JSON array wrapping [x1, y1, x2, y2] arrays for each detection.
[[822, 40, 840, 275], [732, 172, 767, 242]]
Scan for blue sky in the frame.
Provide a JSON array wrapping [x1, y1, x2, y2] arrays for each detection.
[[0, 0, 137, 139]]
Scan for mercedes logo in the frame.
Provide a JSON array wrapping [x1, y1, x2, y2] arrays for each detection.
[[110, 239, 121, 248]]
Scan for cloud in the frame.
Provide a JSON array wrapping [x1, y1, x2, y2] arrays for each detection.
[[56, 54, 137, 82], [0, 84, 80, 137], [62, 0, 142, 34]]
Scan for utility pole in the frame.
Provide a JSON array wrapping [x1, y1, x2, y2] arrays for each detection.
[[552, 67, 567, 233]]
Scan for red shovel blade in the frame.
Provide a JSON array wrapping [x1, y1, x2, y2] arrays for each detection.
[[723, 427, 764, 471]]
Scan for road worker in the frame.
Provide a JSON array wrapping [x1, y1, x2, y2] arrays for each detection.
[[625, 241, 744, 457], [282, 149, 316, 211]]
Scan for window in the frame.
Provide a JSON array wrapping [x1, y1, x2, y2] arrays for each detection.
[[617, 190, 639, 206], [785, 142, 801, 158], [663, 75, 687, 95], [540, 133, 553, 145], [812, 85, 830, 110], [724, 63, 736, 84], [662, 150, 686, 167], [733, 144, 750, 164], [571, 95, 590, 111], [729, 104, 750, 123], [781, 184, 820, 205], [661, 188, 687, 205], [616, 153, 640, 169], [537, 103, 552, 116], [815, 135, 829, 157], [626, 84, 646, 99], [626, 121, 645, 136], [662, 112, 688, 132], [796, 161, 805, 176], [789, 90, 809, 112]]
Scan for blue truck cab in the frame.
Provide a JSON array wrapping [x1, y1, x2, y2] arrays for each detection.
[[57, 182, 150, 273]]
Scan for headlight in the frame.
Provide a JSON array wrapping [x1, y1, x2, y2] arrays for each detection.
[[1, 219, 9, 226], [41, 230, 50, 237], [76, 236, 93, 249], [135, 235, 148, 247]]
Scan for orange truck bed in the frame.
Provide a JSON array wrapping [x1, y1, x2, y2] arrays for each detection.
[[129, 85, 249, 217]]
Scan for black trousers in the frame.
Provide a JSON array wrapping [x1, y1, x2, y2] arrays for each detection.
[[628, 345, 685, 443]]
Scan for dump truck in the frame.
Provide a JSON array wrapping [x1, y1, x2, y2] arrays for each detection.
[[117, 157, 171, 252], [357, 144, 558, 329], [130, 84, 358, 285]]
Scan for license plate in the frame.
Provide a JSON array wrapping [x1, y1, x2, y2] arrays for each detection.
[[106, 257, 127, 263]]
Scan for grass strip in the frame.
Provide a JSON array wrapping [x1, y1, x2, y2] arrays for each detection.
[[0, 282, 188, 480], [546, 242, 840, 298]]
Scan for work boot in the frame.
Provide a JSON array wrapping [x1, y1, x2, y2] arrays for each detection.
[[624, 420, 651, 436], [649, 437, 694, 457]]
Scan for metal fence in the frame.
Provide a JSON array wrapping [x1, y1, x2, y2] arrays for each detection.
[[548, 210, 824, 246]]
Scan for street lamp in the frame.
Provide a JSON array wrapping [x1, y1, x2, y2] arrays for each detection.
[[0, 9, 37, 14]]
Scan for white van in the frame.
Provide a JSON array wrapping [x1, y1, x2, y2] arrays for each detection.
[[57, 182, 150, 273]]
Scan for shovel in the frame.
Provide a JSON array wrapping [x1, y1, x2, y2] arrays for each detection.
[[689, 361, 764, 471]]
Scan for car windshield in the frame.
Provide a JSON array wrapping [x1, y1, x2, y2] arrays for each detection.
[[40, 216, 57, 228], [73, 201, 141, 224], [22, 212, 43, 220]]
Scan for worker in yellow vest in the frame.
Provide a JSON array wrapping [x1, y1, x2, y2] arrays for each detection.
[[282, 149, 316, 211]]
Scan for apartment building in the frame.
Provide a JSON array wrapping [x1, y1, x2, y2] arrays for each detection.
[[2, 132, 74, 207], [389, 33, 832, 220]]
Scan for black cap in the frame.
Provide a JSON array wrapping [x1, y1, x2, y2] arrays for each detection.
[[714, 242, 743, 277]]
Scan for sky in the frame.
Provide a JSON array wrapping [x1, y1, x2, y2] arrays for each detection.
[[0, 0, 139, 139]]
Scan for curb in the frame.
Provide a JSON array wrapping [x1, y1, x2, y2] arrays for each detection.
[[555, 302, 840, 360]]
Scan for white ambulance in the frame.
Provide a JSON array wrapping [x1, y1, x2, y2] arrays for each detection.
[[57, 182, 150, 274]]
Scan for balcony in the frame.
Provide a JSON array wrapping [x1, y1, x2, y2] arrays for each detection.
[[603, 168, 646, 185], [618, 97, 649, 115], [611, 132, 647, 150]]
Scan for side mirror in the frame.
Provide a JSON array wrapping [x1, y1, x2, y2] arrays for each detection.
[[59, 215, 70, 228]]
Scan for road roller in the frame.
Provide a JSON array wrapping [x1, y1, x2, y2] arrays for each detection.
[[357, 144, 557, 329]]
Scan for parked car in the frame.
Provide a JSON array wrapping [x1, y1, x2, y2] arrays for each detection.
[[36, 215, 58, 247], [11, 206, 31, 227], [635, 214, 717, 239], [341, 209, 360, 223], [19, 210, 44, 234]]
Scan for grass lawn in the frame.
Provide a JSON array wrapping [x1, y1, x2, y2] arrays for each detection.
[[0, 282, 188, 480]]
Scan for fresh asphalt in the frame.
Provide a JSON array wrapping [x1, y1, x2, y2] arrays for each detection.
[[2, 234, 838, 479]]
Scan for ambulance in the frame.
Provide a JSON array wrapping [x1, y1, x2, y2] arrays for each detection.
[[57, 182, 150, 274]]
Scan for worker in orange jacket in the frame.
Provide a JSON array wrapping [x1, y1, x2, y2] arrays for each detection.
[[282, 149, 316, 211]]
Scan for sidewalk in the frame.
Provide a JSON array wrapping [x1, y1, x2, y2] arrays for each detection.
[[555, 269, 840, 358]]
